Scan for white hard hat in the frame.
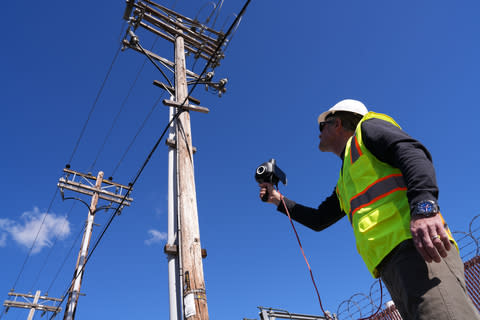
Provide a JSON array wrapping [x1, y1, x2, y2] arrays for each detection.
[[317, 99, 368, 123]]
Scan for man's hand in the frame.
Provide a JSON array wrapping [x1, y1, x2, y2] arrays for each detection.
[[410, 214, 452, 263], [259, 183, 281, 206]]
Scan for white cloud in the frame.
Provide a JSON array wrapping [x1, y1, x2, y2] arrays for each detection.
[[0, 207, 71, 253], [144, 229, 167, 245], [0, 233, 6, 247]]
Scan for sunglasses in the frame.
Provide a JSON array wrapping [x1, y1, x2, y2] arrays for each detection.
[[319, 118, 336, 132]]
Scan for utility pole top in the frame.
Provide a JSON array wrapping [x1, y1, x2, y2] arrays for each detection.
[[123, 0, 226, 66], [122, 0, 233, 99], [3, 290, 62, 319], [58, 168, 133, 209]]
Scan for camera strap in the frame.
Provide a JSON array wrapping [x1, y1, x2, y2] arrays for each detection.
[[277, 186, 383, 320], [277, 187, 331, 319]]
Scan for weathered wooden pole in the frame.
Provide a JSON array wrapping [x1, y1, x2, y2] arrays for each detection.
[[63, 172, 104, 320], [174, 33, 209, 320], [26, 290, 41, 320]]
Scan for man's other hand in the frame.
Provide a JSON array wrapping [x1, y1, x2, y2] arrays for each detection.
[[411, 214, 452, 263]]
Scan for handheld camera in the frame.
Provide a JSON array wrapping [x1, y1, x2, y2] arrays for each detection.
[[255, 159, 287, 201]]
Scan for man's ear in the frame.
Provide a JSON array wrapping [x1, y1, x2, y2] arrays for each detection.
[[334, 117, 343, 130]]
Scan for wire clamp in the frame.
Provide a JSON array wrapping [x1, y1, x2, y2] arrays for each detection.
[[162, 99, 210, 114]]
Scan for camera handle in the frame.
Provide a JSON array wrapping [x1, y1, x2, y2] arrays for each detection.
[[261, 193, 269, 202], [261, 182, 278, 202]]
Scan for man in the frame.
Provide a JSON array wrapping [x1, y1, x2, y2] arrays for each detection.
[[259, 99, 479, 320]]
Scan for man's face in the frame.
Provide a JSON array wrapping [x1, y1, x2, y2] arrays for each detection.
[[318, 117, 337, 152]]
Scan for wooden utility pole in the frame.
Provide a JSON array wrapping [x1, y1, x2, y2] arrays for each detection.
[[122, 1, 232, 319], [57, 168, 133, 320], [62, 171, 103, 320], [3, 291, 62, 319], [174, 34, 208, 320]]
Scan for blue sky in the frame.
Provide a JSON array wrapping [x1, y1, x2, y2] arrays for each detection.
[[1, 1, 480, 319]]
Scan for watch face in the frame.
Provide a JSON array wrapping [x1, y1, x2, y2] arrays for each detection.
[[414, 200, 438, 217], [418, 201, 434, 213]]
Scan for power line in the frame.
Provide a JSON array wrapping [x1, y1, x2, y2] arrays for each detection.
[[136, 41, 174, 88], [1, 24, 129, 320], [67, 25, 126, 165], [9, 188, 59, 292], [49, 110, 182, 320], [185, 0, 251, 102], [110, 93, 164, 177], [46, 222, 86, 294], [89, 37, 162, 173], [0, 188, 60, 319], [28, 202, 77, 294]]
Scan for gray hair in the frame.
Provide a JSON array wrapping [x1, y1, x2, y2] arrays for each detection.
[[326, 111, 363, 132]]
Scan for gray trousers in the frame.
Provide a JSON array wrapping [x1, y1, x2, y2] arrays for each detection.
[[379, 239, 480, 320]]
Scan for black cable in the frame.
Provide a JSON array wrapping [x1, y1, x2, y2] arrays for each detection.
[[46, 215, 86, 294], [89, 37, 161, 173], [67, 37, 124, 165], [0, 188, 60, 319], [87, 63, 143, 172], [172, 0, 252, 164], [110, 93, 164, 177], [28, 202, 77, 293], [171, 0, 252, 161], [0, 25, 127, 316], [88, 111, 184, 267], [49, 110, 183, 320], [137, 43, 174, 88], [0, 24, 128, 318], [185, 0, 251, 103], [10, 188, 59, 292]]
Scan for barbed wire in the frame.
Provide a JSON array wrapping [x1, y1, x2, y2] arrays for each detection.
[[335, 213, 480, 320]]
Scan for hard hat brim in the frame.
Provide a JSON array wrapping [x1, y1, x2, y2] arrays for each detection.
[[317, 99, 368, 124], [317, 110, 334, 124]]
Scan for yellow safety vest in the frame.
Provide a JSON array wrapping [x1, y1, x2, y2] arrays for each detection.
[[336, 112, 456, 277]]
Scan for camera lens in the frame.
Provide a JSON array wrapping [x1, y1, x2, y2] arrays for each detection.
[[256, 166, 266, 175]]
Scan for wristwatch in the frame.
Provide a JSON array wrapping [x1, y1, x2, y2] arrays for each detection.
[[411, 200, 440, 218]]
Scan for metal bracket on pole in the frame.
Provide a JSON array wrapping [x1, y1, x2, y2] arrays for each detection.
[[166, 138, 197, 154], [153, 80, 201, 105], [162, 99, 210, 114], [164, 244, 207, 258]]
